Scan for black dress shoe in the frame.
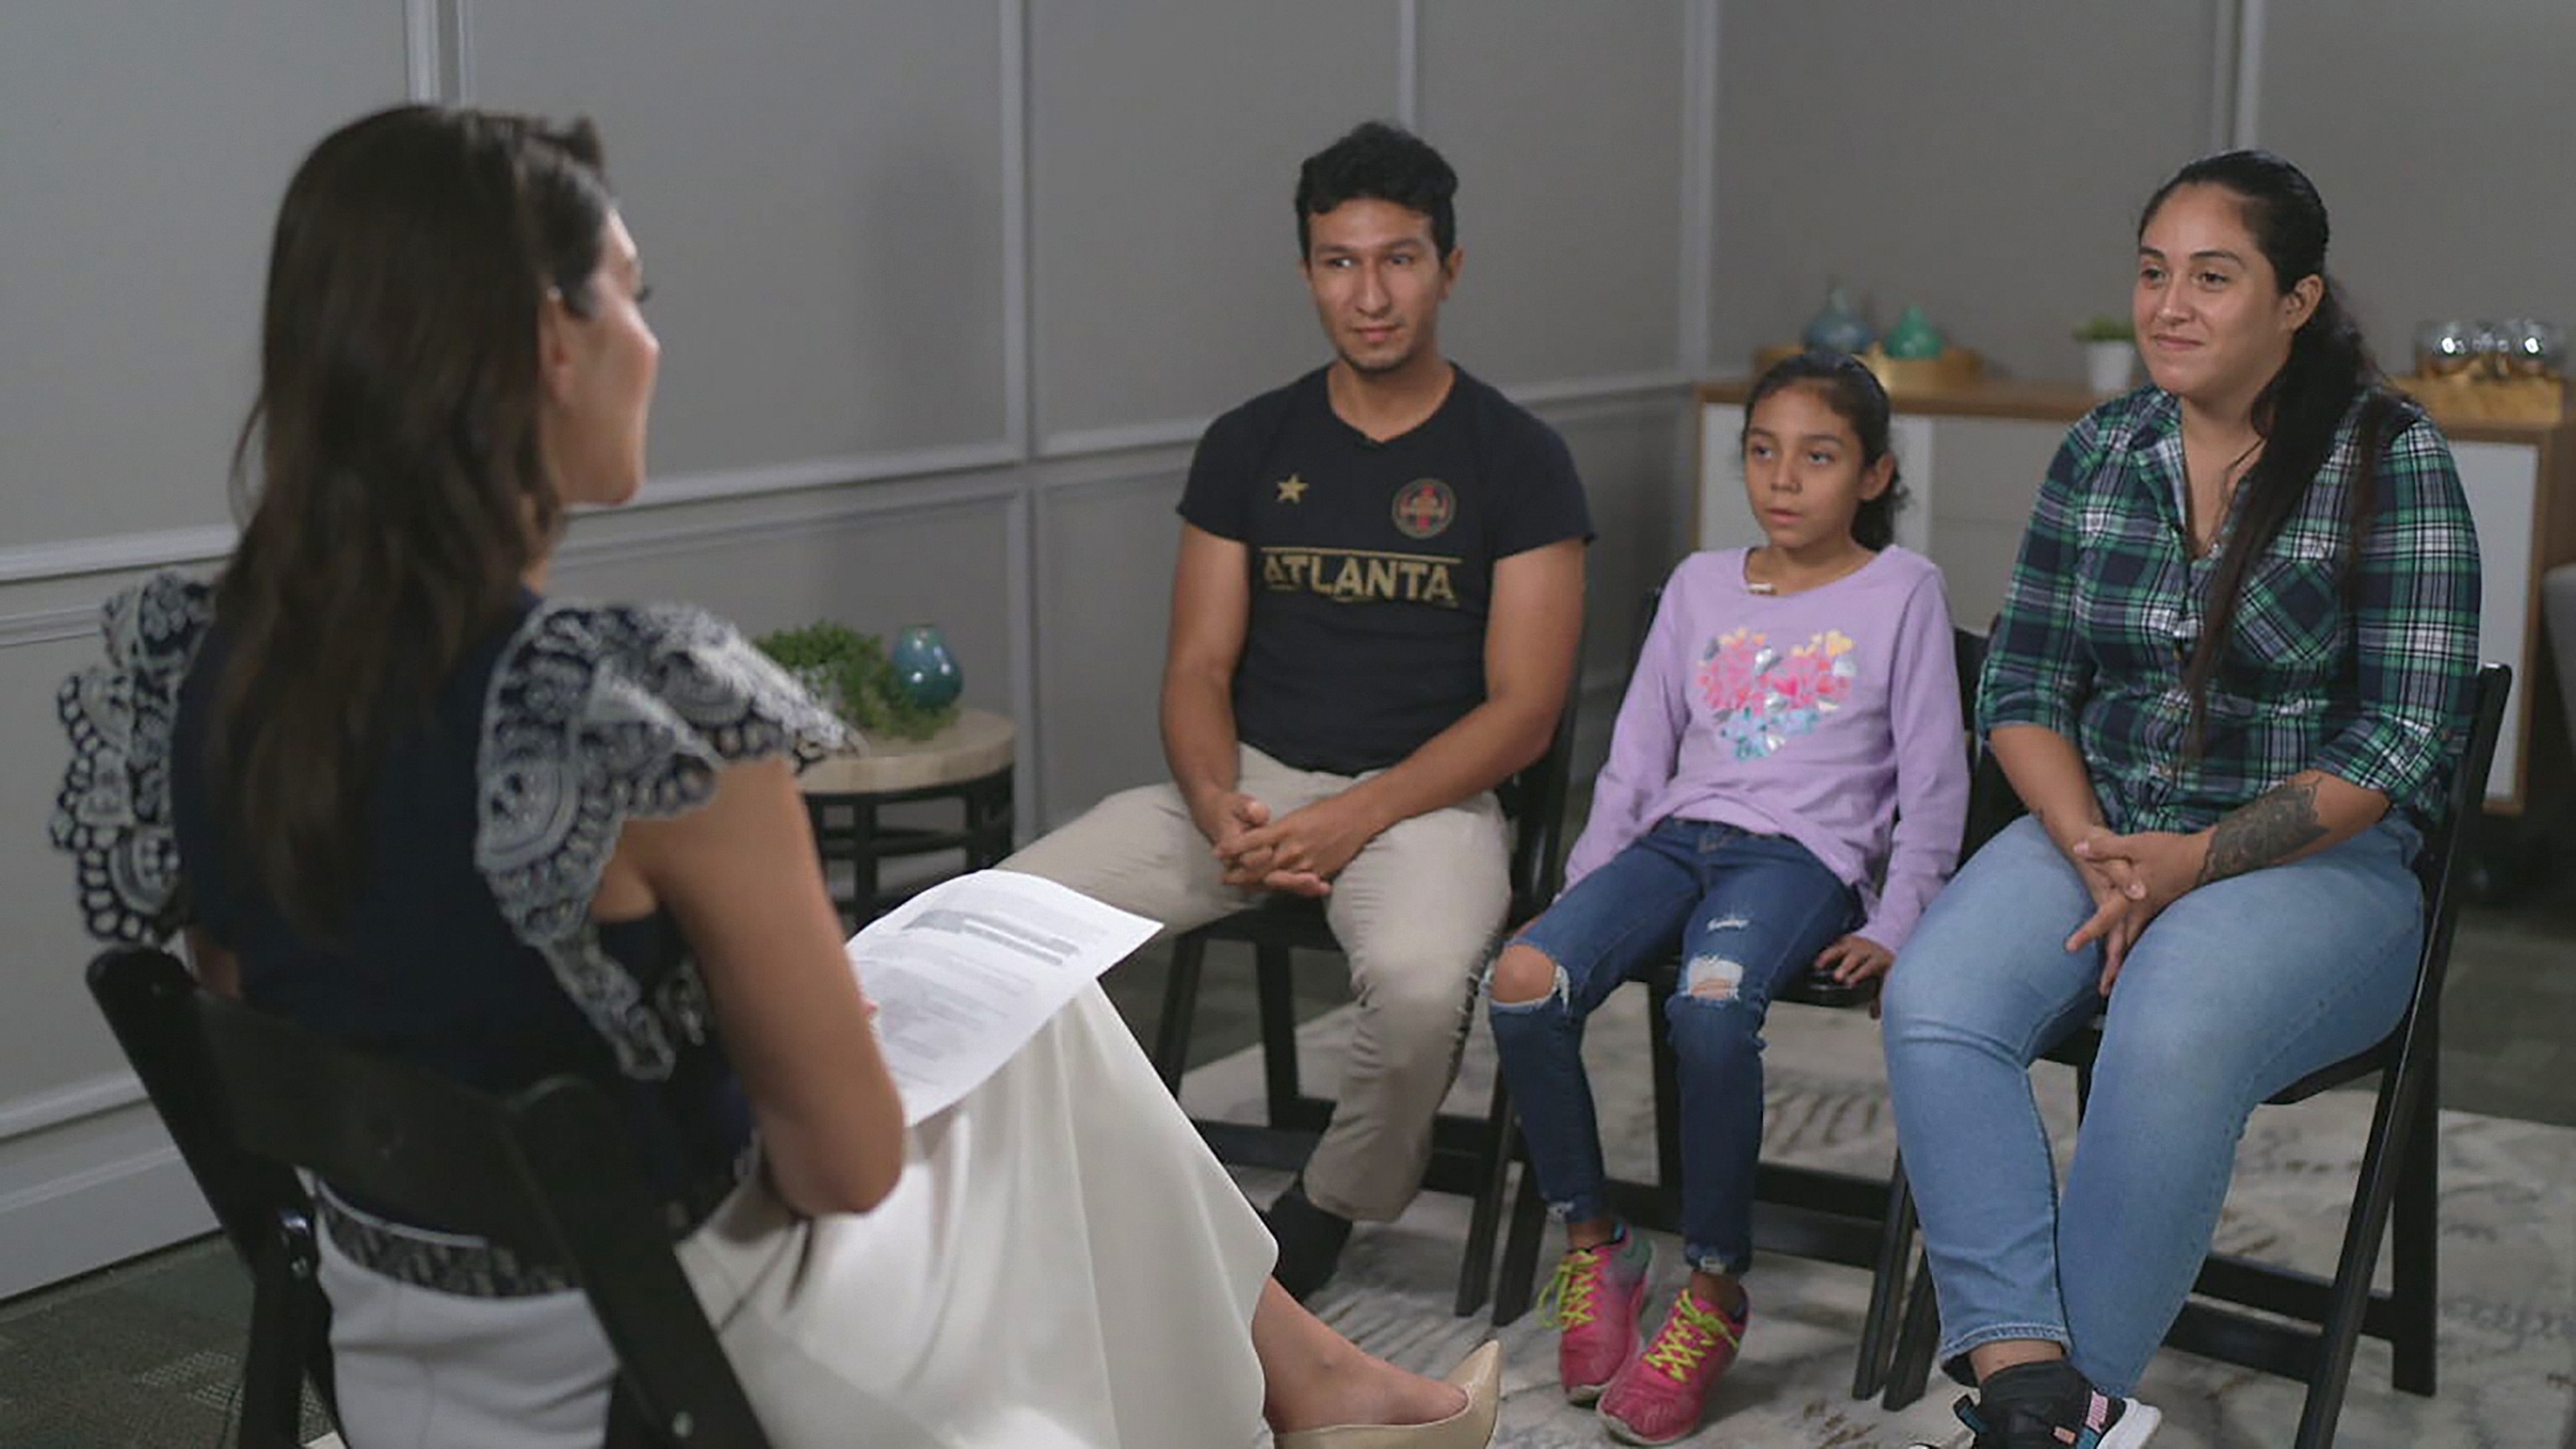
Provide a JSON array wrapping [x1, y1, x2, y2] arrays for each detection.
[[1264, 1182, 1353, 1301]]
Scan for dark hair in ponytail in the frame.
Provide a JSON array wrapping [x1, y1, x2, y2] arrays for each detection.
[[1739, 349, 1909, 550], [2139, 150, 2413, 745]]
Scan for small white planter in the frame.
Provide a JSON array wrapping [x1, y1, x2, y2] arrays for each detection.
[[2085, 339, 2137, 394]]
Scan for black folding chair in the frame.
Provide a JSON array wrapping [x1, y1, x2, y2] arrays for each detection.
[[1150, 683, 1581, 1317], [1483, 588, 1984, 1401], [1877, 662, 2512, 1449], [87, 946, 772, 1449]]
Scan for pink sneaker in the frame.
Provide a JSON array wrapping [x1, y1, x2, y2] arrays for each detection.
[[1536, 1232, 1651, 1404], [1597, 1287, 1748, 1446]]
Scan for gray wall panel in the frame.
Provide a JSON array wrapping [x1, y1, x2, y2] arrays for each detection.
[[0, 2, 408, 545], [1928, 517, 2024, 636], [1033, 473, 1187, 826], [549, 503, 1019, 724], [1554, 397, 1690, 730], [1711, 2, 2218, 384], [1031, 2, 1400, 444], [470, 1, 1012, 473], [2259, 2, 2576, 360], [1420, 1, 1686, 384]]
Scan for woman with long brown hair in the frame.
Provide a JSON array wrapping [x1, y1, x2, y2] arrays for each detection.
[[53, 104, 1498, 1449], [1883, 151, 2481, 1449]]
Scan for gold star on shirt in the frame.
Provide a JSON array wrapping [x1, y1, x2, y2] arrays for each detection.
[[1275, 474, 1309, 504]]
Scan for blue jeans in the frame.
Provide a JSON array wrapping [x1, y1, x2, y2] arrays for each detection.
[[1487, 818, 1857, 1275], [1882, 814, 2424, 1394]]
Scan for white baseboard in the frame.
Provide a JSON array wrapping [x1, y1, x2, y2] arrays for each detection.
[[0, 1125, 214, 1304]]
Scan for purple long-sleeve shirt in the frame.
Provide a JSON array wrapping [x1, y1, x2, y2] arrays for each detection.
[[1563, 547, 1969, 953]]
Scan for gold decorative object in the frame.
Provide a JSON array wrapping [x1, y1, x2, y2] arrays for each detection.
[[1753, 343, 1984, 394], [2390, 372, 2565, 424]]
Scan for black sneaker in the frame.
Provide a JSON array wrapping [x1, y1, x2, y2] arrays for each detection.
[[1263, 1182, 1352, 1301], [1943, 1359, 2161, 1449]]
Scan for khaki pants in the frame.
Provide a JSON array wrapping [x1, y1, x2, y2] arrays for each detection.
[[1005, 745, 1510, 1222]]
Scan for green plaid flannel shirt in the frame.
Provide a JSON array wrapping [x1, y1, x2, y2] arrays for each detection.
[[1978, 387, 2482, 834]]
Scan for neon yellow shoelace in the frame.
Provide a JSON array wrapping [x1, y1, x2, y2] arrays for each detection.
[[1535, 1248, 1609, 1329], [1640, 1292, 1740, 1382]]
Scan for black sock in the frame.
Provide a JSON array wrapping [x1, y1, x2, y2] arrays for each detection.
[[1278, 1182, 1348, 1227], [1978, 1358, 2088, 1415], [1267, 1183, 1353, 1300]]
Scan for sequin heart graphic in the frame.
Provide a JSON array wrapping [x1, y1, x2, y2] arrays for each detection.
[[1696, 627, 1857, 760]]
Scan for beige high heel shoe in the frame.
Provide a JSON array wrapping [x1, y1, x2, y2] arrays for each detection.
[[1273, 1340, 1503, 1449]]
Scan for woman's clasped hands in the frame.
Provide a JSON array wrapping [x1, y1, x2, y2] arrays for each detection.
[[2064, 826, 2213, 995]]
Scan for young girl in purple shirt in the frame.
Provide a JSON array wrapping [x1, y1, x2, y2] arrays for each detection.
[[1485, 351, 1969, 1446]]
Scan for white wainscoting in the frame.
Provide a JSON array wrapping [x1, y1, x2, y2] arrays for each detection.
[[0, 1099, 210, 1304]]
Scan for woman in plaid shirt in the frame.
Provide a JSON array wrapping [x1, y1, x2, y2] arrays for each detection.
[[1883, 152, 2482, 1449]]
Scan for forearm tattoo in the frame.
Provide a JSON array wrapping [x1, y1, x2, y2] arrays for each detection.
[[2199, 779, 2328, 884]]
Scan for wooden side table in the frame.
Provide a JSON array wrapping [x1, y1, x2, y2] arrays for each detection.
[[798, 708, 1015, 925]]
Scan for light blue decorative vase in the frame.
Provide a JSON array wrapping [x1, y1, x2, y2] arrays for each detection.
[[1801, 283, 1875, 355], [890, 624, 962, 711]]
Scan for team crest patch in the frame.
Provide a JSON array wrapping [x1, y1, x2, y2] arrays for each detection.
[[1391, 478, 1456, 539]]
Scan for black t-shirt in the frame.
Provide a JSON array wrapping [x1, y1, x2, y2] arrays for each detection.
[[1178, 365, 1592, 775]]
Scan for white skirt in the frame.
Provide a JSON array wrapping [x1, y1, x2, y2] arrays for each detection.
[[318, 984, 1277, 1448]]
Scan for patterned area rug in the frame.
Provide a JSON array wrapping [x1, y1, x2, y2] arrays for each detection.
[[1185, 990, 2576, 1448]]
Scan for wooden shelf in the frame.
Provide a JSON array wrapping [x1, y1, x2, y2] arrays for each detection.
[[1697, 377, 2576, 445], [1699, 377, 2099, 424]]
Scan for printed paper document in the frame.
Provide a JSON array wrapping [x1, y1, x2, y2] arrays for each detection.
[[847, 869, 1159, 1124]]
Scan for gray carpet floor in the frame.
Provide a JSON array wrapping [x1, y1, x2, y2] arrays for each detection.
[[2, 883, 2569, 1446], [0, 1237, 330, 1448], [1194, 995, 2576, 1448]]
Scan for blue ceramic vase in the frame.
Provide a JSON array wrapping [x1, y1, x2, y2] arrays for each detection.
[[890, 624, 962, 711], [1801, 284, 1874, 355]]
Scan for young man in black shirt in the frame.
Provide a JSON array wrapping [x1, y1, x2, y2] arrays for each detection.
[[1010, 121, 1589, 1297]]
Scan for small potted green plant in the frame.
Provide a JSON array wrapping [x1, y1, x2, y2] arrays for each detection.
[[2075, 316, 2137, 394], [755, 621, 958, 742]]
